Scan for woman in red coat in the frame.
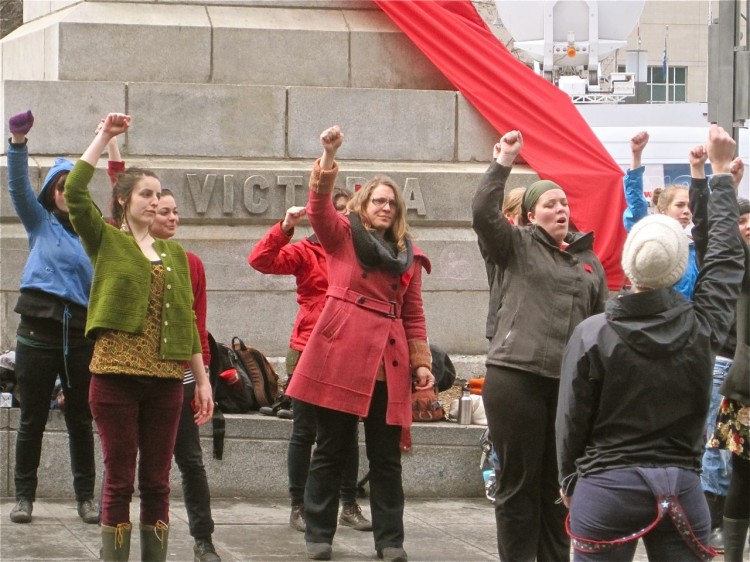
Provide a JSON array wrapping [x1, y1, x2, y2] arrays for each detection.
[[286, 126, 434, 562]]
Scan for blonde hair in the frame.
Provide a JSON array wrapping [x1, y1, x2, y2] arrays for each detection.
[[503, 187, 526, 224], [346, 176, 410, 252], [651, 184, 687, 214]]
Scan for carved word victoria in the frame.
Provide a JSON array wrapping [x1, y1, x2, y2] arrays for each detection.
[[186, 173, 428, 216]]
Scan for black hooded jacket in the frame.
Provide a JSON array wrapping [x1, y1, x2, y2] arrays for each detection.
[[556, 175, 745, 494]]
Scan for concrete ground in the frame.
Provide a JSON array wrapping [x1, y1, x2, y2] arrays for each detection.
[[0, 496, 710, 562]]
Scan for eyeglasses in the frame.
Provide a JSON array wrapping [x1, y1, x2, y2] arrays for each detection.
[[370, 197, 397, 209]]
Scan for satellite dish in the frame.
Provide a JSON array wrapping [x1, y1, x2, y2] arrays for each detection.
[[495, 0, 645, 69]]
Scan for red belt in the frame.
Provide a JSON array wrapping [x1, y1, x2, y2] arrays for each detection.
[[327, 286, 400, 319]]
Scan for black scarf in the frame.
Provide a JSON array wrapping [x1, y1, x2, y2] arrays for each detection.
[[53, 209, 76, 235], [348, 214, 413, 274]]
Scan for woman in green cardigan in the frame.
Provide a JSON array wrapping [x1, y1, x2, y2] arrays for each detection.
[[64, 113, 213, 562]]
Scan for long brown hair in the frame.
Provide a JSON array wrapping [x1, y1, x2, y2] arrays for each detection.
[[346, 176, 410, 251], [110, 167, 160, 228]]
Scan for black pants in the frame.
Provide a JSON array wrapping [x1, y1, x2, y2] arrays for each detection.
[[14, 340, 95, 502], [725, 455, 750, 519], [482, 366, 570, 562], [304, 381, 403, 550], [289, 398, 360, 506], [174, 380, 215, 539]]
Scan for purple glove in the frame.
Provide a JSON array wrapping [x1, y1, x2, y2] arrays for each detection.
[[9, 110, 34, 136]]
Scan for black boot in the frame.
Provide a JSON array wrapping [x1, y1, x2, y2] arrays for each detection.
[[722, 517, 749, 562], [704, 492, 726, 551]]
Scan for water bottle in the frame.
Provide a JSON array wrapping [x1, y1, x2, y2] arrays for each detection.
[[457, 383, 472, 425]]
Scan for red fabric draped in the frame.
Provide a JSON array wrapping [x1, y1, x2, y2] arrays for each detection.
[[376, 0, 626, 288]]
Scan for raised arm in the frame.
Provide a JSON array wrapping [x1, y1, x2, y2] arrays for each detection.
[[694, 125, 745, 351], [6, 111, 47, 231], [65, 113, 130, 256], [102, 119, 125, 187], [306, 126, 348, 252], [248, 207, 307, 275], [689, 144, 709, 267], [471, 131, 523, 270], [622, 131, 649, 232]]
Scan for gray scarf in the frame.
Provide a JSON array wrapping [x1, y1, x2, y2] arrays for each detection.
[[349, 214, 413, 274]]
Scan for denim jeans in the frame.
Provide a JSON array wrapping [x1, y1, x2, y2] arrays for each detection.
[[90, 374, 182, 526], [569, 467, 710, 562], [13, 340, 95, 502], [174, 379, 215, 539], [304, 381, 403, 550], [701, 356, 733, 496], [286, 347, 359, 506]]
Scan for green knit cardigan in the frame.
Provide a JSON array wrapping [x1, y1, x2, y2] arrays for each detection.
[[65, 160, 200, 360]]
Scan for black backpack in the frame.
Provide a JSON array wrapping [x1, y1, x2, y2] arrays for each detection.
[[208, 335, 255, 414], [207, 334, 280, 459]]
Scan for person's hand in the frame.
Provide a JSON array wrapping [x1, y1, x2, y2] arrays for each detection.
[[559, 488, 571, 509], [9, 110, 34, 144], [689, 144, 707, 168], [730, 157, 744, 190], [707, 124, 736, 175], [100, 113, 131, 138], [192, 380, 214, 426], [630, 131, 649, 155], [281, 206, 307, 234], [9, 110, 34, 137], [495, 130, 523, 167], [320, 126, 343, 155], [413, 366, 435, 390]]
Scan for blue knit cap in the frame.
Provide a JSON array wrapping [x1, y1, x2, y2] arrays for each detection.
[[38, 157, 74, 209]]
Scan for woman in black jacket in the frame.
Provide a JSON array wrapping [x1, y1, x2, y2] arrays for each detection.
[[472, 131, 608, 561], [556, 125, 745, 561]]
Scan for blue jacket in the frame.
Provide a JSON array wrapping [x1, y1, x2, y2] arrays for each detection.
[[622, 166, 698, 300], [7, 142, 92, 308]]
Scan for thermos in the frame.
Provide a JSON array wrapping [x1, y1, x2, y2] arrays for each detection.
[[458, 383, 472, 425]]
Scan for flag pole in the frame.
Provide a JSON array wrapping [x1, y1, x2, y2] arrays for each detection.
[[664, 26, 669, 104]]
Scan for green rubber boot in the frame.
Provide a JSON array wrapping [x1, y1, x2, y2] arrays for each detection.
[[101, 523, 132, 561], [140, 521, 169, 562]]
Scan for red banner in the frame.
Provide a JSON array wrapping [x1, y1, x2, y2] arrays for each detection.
[[376, 0, 626, 288]]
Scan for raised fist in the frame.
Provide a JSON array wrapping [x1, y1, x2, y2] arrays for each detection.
[[9, 110, 34, 136]]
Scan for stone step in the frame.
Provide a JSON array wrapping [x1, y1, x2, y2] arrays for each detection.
[[1, 79, 498, 161], [4, 1, 452, 90], [0, 407, 488, 499]]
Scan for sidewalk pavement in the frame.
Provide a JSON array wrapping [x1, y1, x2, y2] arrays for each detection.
[[2, 497, 499, 561], [0, 497, 706, 561]]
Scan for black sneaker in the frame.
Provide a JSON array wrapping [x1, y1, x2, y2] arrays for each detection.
[[193, 537, 221, 562], [9, 499, 32, 523], [77, 499, 100, 524]]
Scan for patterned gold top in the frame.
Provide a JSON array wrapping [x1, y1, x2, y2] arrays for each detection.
[[90, 263, 184, 379]]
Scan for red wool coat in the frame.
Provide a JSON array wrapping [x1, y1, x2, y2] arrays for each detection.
[[248, 222, 328, 351], [285, 161, 431, 427]]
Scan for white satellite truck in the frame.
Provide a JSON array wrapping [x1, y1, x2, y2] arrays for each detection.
[[494, 0, 644, 103], [493, 0, 749, 198]]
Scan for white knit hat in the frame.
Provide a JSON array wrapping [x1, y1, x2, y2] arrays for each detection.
[[622, 214, 689, 289]]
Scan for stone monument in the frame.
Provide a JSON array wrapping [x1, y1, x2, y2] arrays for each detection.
[[0, 0, 536, 367]]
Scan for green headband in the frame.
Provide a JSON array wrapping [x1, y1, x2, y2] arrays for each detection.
[[521, 180, 563, 219]]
